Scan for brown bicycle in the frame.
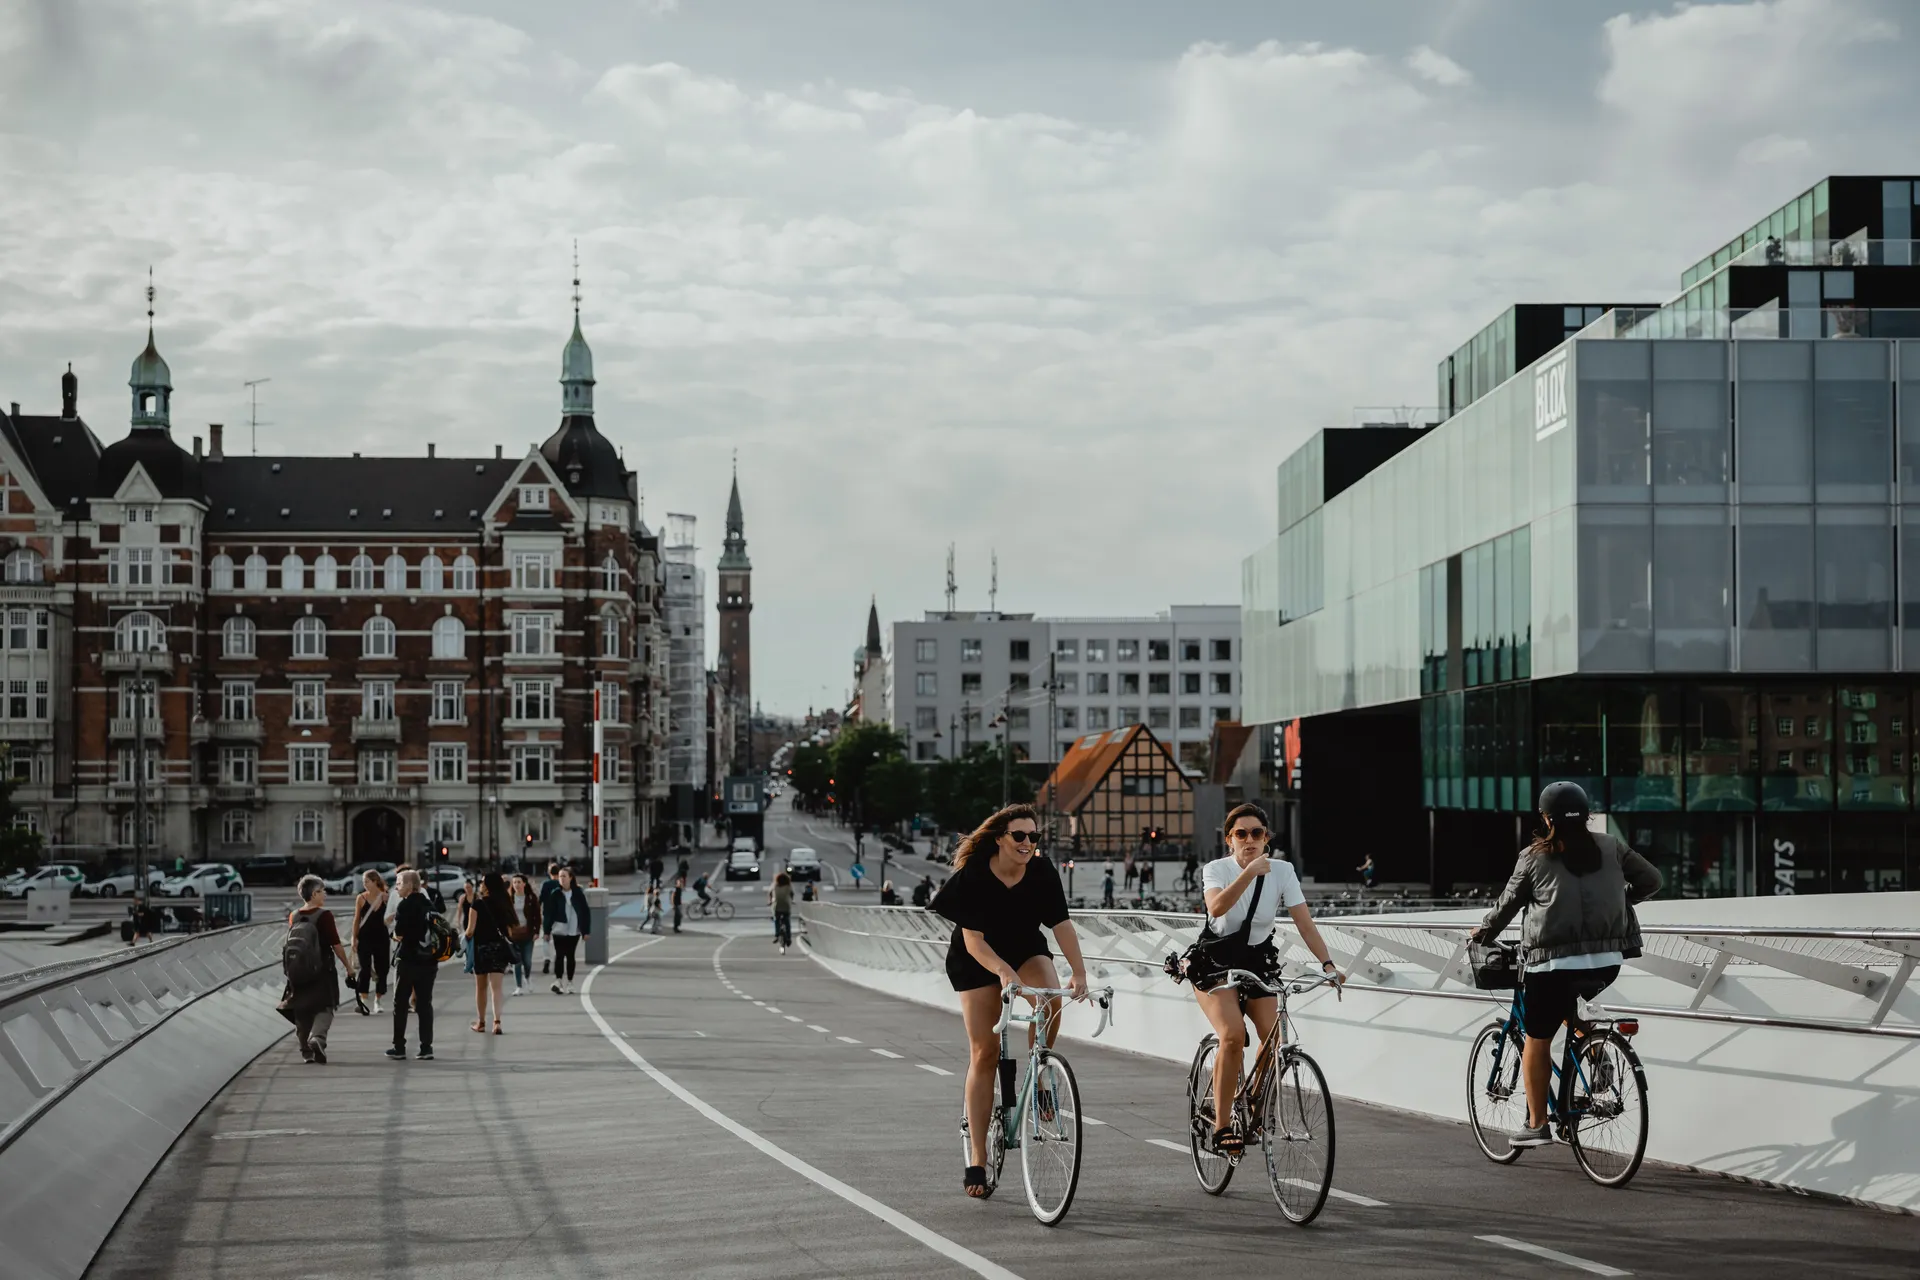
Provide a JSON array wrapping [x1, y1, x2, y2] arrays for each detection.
[[1183, 968, 1340, 1224]]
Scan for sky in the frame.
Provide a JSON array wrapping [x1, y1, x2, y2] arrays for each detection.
[[2, 0, 1918, 716]]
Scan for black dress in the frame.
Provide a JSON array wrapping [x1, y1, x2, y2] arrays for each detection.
[[471, 897, 512, 975], [930, 855, 1070, 992]]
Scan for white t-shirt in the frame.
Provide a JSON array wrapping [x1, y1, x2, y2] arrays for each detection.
[[1200, 856, 1306, 946]]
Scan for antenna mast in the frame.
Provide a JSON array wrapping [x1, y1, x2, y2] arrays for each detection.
[[990, 551, 998, 614], [243, 378, 272, 455], [945, 544, 957, 617]]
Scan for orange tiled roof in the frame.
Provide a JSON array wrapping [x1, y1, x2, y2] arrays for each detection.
[[1036, 723, 1182, 815]]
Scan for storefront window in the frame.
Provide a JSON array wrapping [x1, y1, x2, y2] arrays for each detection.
[[1684, 686, 1757, 811], [1833, 815, 1905, 892], [1759, 813, 1830, 894], [1607, 685, 1683, 811]]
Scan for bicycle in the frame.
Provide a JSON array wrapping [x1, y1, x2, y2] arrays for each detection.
[[684, 893, 735, 922], [1464, 941, 1650, 1188], [1176, 967, 1340, 1224], [958, 981, 1116, 1225]]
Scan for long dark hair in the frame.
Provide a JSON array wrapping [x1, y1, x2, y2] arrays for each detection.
[[480, 870, 515, 927], [954, 803, 1038, 871], [1527, 816, 1603, 875]]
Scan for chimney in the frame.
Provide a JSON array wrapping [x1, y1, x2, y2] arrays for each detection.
[[494, 444, 503, 460], [193, 436, 202, 459], [208, 423, 224, 460], [7, 403, 16, 421], [60, 363, 77, 420], [427, 442, 436, 458]]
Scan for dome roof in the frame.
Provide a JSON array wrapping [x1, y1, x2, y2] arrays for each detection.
[[540, 416, 627, 500], [129, 329, 172, 391], [96, 430, 202, 501]]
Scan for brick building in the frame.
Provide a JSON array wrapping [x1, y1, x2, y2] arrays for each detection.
[[0, 303, 669, 870]]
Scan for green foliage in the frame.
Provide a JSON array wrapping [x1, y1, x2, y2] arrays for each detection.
[[922, 742, 1035, 835], [862, 755, 922, 829], [828, 721, 908, 805], [789, 743, 833, 805], [0, 758, 44, 874]]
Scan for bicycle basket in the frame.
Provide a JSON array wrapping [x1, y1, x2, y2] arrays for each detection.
[[1468, 941, 1520, 990]]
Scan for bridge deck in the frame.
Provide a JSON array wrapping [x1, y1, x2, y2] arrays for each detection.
[[92, 916, 1920, 1280]]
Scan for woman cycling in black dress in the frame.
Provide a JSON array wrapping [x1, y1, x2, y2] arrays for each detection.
[[931, 803, 1090, 1199]]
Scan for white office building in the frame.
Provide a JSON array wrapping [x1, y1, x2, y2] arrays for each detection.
[[888, 605, 1241, 770]]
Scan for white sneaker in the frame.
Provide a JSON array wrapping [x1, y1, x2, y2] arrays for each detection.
[[371, 999, 381, 1015], [512, 986, 523, 997], [563, 981, 573, 995], [551, 981, 563, 994]]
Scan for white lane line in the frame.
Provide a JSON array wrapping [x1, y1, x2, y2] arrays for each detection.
[[807, 1024, 831, 1033], [1476, 1236, 1630, 1276], [1060, 1110, 1106, 1126], [1144, 1138, 1187, 1153], [836, 1035, 862, 1044], [916, 1064, 954, 1077], [766, 1006, 783, 1013], [1280, 1179, 1388, 1207], [784, 1015, 803, 1023], [212, 1128, 318, 1140], [753, 1001, 767, 1007], [582, 942, 1025, 1280], [871, 1049, 904, 1060]]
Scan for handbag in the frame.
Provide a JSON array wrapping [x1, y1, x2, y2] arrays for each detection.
[[476, 936, 513, 971], [1165, 871, 1265, 986]]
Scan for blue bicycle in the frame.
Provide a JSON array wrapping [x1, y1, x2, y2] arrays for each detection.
[[1464, 941, 1650, 1188]]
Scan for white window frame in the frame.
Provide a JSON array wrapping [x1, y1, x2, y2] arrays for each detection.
[[383, 553, 407, 593], [348, 554, 375, 592], [511, 744, 554, 783], [520, 809, 552, 842], [512, 677, 556, 722], [221, 809, 255, 845], [220, 746, 256, 785], [431, 679, 463, 724], [289, 745, 329, 784], [290, 680, 326, 724], [362, 680, 395, 721], [915, 672, 936, 697], [292, 616, 326, 658], [362, 615, 396, 659], [209, 554, 234, 591], [4, 549, 42, 584], [281, 553, 304, 591], [243, 554, 267, 590], [292, 809, 325, 845], [360, 749, 397, 784], [511, 551, 556, 592], [509, 612, 556, 656], [313, 554, 338, 592], [915, 638, 936, 662], [430, 743, 467, 783], [419, 554, 444, 593], [601, 613, 620, 657], [221, 680, 255, 721], [431, 807, 466, 844], [520, 484, 550, 511], [222, 616, 255, 658], [431, 616, 465, 659], [452, 554, 477, 591], [116, 611, 163, 653]]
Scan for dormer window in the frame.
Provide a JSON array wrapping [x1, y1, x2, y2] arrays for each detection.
[[520, 485, 549, 511], [126, 506, 156, 524]]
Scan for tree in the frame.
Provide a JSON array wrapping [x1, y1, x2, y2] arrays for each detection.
[[789, 743, 833, 809], [862, 755, 922, 830], [923, 742, 1034, 835], [829, 721, 909, 819], [0, 755, 43, 875]]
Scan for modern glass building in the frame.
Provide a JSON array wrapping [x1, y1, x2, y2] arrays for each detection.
[[1242, 176, 1920, 898]]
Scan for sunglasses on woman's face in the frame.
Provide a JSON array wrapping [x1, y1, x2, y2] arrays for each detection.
[[1230, 827, 1267, 840], [1006, 829, 1040, 845]]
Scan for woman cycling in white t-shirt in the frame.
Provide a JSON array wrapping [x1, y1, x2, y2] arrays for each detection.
[[1189, 803, 1344, 1156]]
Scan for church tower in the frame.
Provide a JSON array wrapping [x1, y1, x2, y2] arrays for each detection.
[[717, 461, 752, 762]]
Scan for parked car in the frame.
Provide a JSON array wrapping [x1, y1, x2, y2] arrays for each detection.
[[157, 863, 244, 897], [421, 864, 465, 905], [3, 864, 86, 899], [241, 855, 302, 886], [784, 847, 822, 882], [83, 865, 167, 898], [323, 861, 398, 895], [724, 848, 761, 881]]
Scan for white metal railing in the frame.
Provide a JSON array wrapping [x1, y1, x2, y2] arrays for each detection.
[[0, 925, 282, 1152], [797, 902, 1920, 1039]]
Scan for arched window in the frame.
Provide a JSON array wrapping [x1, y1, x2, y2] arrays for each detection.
[[419, 554, 444, 593], [5, 549, 43, 584], [600, 611, 620, 657], [209, 554, 234, 591], [116, 610, 163, 653], [451, 554, 477, 591], [222, 615, 255, 658], [312, 554, 338, 592], [243, 554, 267, 590], [349, 554, 375, 592], [362, 616, 396, 658], [431, 616, 465, 659], [520, 810, 551, 844], [292, 809, 325, 846], [292, 615, 326, 658], [384, 554, 407, 593], [601, 554, 621, 593], [281, 553, 304, 592]]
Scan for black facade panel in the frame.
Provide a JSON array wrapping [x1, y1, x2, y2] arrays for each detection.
[[1321, 427, 1431, 504], [1297, 704, 1422, 885]]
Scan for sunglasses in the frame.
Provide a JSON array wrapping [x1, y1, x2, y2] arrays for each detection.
[[1006, 830, 1041, 845], [1230, 827, 1268, 840]]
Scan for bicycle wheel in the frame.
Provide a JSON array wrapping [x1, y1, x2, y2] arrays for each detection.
[[1466, 1022, 1526, 1165], [1263, 1049, 1334, 1225], [712, 899, 735, 921], [1020, 1049, 1082, 1225], [1187, 1036, 1234, 1194], [1568, 1030, 1648, 1188]]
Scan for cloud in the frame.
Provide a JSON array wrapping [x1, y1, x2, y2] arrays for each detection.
[[0, 1, 1915, 712]]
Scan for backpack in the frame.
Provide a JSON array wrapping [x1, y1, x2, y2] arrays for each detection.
[[282, 913, 329, 985], [423, 911, 460, 962]]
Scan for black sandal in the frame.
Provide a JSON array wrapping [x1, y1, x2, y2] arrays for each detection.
[[1213, 1126, 1244, 1157], [963, 1165, 992, 1198]]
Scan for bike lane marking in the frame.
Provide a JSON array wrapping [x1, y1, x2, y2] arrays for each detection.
[[1476, 1235, 1630, 1276], [583, 938, 1026, 1280]]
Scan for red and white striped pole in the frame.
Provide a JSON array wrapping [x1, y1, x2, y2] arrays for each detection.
[[591, 685, 605, 886]]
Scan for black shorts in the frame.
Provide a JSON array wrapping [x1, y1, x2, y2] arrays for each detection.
[[1188, 938, 1281, 996], [1521, 965, 1620, 1039], [946, 944, 1052, 993]]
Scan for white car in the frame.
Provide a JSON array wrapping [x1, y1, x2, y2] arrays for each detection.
[[84, 865, 167, 898], [157, 863, 244, 897], [324, 861, 398, 895], [724, 848, 761, 881], [3, 864, 86, 899], [784, 847, 822, 882]]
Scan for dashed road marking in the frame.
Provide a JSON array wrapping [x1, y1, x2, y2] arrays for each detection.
[[1476, 1236, 1630, 1276], [917, 1064, 954, 1077], [1061, 1111, 1106, 1126], [1144, 1138, 1187, 1153], [836, 1035, 862, 1044], [872, 1049, 904, 1060], [785, 1015, 803, 1023], [1281, 1179, 1387, 1207], [807, 1024, 831, 1033], [767, 1006, 784, 1013]]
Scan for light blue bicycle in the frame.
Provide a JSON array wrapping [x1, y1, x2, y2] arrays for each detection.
[[959, 981, 1116, 1224]]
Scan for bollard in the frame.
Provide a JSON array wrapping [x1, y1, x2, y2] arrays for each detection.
[[584, 886, 609, 965]]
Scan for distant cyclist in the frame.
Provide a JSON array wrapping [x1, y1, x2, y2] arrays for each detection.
[[1184, 803, 1343, 1157], [1470, 782, 1662, 1148], [930, 803, 1090, 1199]]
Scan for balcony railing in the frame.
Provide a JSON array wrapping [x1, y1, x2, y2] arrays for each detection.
[[0, 721, 53, 742], [213, 782, 261, 804], [102, 652, 174, 674], [1726, 236, 1919, 271], [109, 717, 165, 741], [1612, 304, 1920, 343], [212, 718, 264, 740], [350, 716, 400, 742], [339, 784, 412, 804]]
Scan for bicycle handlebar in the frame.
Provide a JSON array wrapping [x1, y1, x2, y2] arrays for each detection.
[[1217, 968, 1343, 1001], [993, 982, 1118, 1037]]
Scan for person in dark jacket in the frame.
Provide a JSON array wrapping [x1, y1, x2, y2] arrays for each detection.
[[1471, 782, 1662, 1147], [542, 865, 591, 994], [386, 869, 439, 1061]]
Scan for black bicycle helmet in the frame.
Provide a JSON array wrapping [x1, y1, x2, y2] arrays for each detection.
[[1537, 780, 1590, 821]]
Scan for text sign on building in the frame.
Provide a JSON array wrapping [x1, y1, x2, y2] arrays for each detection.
[[1533, 347, 1569, 441], [725, 777, 761, 814]]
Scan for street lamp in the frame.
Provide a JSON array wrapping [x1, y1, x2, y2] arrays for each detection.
[[130, 641, 167, 915], [990, 712, 1009, 808]]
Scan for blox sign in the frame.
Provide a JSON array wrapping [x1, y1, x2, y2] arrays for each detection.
[[1533, 347, 1569, 441]]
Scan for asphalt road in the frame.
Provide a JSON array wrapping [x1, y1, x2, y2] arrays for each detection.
[[89, 832, 1920, 1278]]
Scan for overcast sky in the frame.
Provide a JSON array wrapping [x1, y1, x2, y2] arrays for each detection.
[[3, 0, 1918, 715]]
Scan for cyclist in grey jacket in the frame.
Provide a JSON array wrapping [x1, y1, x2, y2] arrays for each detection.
[[1470, 782, 1661, 1147]]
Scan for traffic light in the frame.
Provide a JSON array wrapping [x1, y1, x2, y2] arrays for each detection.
[[524, 832, 533, 851], [437, 843, 449, 862]]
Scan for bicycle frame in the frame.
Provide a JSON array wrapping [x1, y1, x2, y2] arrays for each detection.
[[991, 983, 1114, 1149], [1213, 969, 1338, 1137], [1483, 987, 1628, 1131]]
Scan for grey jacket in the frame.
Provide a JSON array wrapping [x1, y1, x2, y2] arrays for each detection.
[[1477, 832, 1662, 967]]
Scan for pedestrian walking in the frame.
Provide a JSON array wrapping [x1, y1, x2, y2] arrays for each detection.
[[671, 874, 686, 933], [1140, 858, 1156, 895], [277, 875, 352, 1065], [544, 865, 590, 993], [386, 869, 438, 1061], [466, 871, 513, 1034], [455, 878, 478, 975], [1123, 854, 1136, 892], [642, 883, 664, 934], [507, 874, 539, 995], [770, 870, 793, 955], [912, 875, 933, 908], [1102, 866, 1116, 908], [647, 854, 664, 890], [1182, 851, 1199, 893], [1357, 853, 1377, 891], [538, 861, 560, 974], [349, 869, 391, 1016]]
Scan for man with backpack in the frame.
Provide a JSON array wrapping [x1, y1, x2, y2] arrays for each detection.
[[277, 875, 352, 1064], [386, 869, 443, 1061]]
